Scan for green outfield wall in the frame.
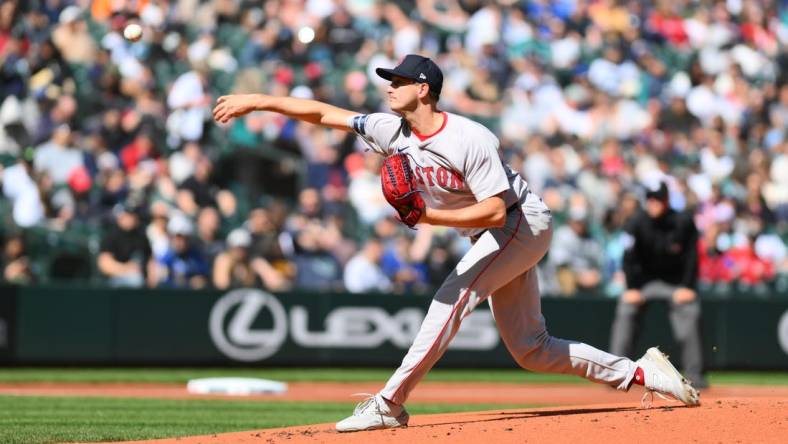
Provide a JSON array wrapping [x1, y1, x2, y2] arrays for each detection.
[[0, 285, 787, 369]]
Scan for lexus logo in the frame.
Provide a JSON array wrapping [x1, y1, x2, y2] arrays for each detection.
[[209, 289, 288, 362], [209, 288, 500, 362]]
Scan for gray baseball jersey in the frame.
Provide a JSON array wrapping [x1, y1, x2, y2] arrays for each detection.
[[349, 112, 528, 237]]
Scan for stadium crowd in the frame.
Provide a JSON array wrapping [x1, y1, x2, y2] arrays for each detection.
[[0, 0, 786, 297]]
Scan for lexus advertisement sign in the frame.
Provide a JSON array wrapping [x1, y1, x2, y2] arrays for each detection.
[[208, 289, 501, 363]]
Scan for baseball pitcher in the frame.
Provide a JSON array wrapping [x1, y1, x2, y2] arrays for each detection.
[[213, 54, 700, 433]]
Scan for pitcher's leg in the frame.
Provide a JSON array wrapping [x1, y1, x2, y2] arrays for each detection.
[[379, 296, 464, 404], [382, 209, 550, 404], [381, 220, 526, 403], [490, 270, 637, 390]]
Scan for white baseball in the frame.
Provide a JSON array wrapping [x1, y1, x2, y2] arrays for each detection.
[[123, 23, 143, 42]]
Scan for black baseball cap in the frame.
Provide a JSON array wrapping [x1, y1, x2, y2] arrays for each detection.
[[645, 180, 669, 201], [376, 54, 443, 98]]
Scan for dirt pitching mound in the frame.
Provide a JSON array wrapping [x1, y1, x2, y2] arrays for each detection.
[[127, 398, 787, 444]]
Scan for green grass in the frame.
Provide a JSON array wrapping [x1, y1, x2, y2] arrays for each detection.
[[707, 372, 788, 386], [0, 368, 787, 385], [0, 396, 540, 444], [0, 368, 585, 384]]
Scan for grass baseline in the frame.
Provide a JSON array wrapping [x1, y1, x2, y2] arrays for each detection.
[[0, 395, 545, 444], [0, 368, 786, 385]]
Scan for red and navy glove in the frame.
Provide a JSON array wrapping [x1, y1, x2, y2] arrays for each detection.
[[380, 153, 425, 228]]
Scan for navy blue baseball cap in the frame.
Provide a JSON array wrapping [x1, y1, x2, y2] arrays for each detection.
[[376, 54, 443, 98]]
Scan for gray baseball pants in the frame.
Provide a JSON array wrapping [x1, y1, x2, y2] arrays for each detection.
[[379, 192, 638, 405]]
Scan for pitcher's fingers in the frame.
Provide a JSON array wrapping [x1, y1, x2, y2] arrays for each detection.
[[216, 96, 227, 104], [214, 104, 229, 118], [214, 108, 228, 122], [221, 111, 235, 123]]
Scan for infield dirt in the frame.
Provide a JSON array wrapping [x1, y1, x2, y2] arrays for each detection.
[[130, 398, 787, 444]]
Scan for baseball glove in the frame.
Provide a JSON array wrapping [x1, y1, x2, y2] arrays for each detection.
[[381, 153, 425, 228]]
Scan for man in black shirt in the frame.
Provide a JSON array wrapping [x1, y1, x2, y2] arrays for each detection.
[[97, 202, 153, 287], [610, 180, 707, 388]]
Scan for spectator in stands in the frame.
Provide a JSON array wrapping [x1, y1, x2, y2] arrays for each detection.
[[285, 188, 345, 290], [1, 146, 45, 228], [151, 214, 209, 289], [381, 234, 429, 295], [1, 233, 34, 284], [211, 223, 289, 291], [33, 124, 82, 186], [247, 207, 280, 260], [0, 1, 26, 100], [347, 152, 389, 225], [95, 159, 126, 211], [145, 200, 171, 260], [600, 193, 641, 298], [609, 179, 707, 388], [177, 155, 238, 220], [32, 94, 77, 146], [290, 219, 343, 291], [0, 96, 30, 156], [423, 233, 462, 291], [166, 68, 211, 146], [546, 206, 604, 296], [177, 157, 216, 215], [120, 130, 157, 173], [212, 228, 255, 290], [51, 5, 96, 64], [344, 237, 391, 293], [97, 201, 152, 288], [194, 206, 224, 268], [246, 207, 292, 283]]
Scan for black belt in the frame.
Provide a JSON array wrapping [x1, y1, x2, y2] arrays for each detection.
[[469, 202, 520, 243]]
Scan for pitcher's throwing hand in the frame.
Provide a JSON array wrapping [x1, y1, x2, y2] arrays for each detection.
[[212, 94, 265, 124]]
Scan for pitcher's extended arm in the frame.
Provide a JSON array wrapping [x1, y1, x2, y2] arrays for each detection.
[[213, 94, 358, 131]]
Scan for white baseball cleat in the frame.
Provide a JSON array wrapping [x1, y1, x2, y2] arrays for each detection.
[[636, 347, 700, 407], [335, 394, 409, 432]]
